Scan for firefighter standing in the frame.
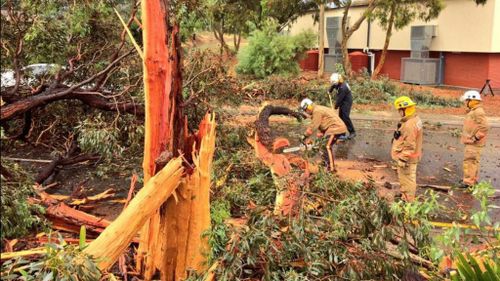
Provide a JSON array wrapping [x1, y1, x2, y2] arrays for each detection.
[[459, 90, 489, 188], [391, 96, 423, 202], [300, 98, 347, 172], [328, 73, 356, 139]]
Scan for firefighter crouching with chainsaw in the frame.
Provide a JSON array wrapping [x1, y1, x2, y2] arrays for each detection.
[[459, 90, 489, 188], [391, 96, 423, 202], [300, 98, 347, 172]]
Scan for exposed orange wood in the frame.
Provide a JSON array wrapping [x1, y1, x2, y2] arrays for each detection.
[[36, 192, 111, 234], [137, 0, 175, 276], [84, 158, 184, 270], [184, 114, 216, 273]]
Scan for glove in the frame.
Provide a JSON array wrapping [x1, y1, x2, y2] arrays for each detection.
[[463, 136, 477, 144], [393, 130, 401, 140], [397, 159, 408, 168]]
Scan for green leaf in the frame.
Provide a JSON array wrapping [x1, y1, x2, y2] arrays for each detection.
[[79, 225, 87, 250]]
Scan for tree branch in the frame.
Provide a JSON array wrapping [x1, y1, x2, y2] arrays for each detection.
[[1, 49, 134, 121]]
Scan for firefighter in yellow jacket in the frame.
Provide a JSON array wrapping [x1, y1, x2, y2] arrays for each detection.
[[459, 90, 489, 188], [391, 96, 423, 202], [300, 98, 347, 172]]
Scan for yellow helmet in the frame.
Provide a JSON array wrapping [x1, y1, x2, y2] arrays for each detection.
[[394, 96, 416, 110]]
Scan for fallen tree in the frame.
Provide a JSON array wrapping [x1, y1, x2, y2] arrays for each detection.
[[0, 51, 142, 123]]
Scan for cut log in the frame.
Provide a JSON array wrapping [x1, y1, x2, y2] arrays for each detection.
[[254, 104, 304, 149], [35, 191, 111, 234], [84, 157, 183, 270]]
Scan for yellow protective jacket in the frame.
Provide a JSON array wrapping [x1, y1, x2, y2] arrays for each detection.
[[305, 105, 347, 136], [461, 105, 489, 146], [391, 114, 423, 164]]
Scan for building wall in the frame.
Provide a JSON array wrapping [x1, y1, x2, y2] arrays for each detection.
[[491, 0, 500, 51], [288, 0, 499, 53], [372, 50, 410, 80], [443, 53, 490, 87], [364, 50, 497, 88]]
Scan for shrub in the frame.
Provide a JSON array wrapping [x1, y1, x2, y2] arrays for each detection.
[[0, 161, 45, 240], [345, 73, 462, 108], [76, 113, 144, 159], [236, 20, 315, 78]]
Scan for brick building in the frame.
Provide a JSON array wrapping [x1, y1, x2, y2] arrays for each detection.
[[288, 0, 500, 89]]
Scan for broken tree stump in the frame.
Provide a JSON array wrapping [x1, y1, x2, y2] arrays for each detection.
[[84, 157, 184, 270]]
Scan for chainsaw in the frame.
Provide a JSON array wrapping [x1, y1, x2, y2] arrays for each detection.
[[282, 143, 315, 153]]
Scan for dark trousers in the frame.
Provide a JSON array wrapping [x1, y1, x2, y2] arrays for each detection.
[[339, 104, 355, 134], [322, 134, 345, 171]]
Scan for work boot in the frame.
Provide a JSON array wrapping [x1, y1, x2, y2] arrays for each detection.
[[347, 132, 356, 139], [457, 181, 471, 189], [337, 135, 348, 141]]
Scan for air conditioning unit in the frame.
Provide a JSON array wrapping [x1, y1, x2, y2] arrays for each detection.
[[324, 54, 343, 73], [324, 17, 345, 72], [401, 58, 441, 85], [401, 25, 441, 84], [326, 17, 342, 55]]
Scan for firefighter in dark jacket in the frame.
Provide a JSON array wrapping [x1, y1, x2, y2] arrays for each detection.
[[328, 73, 356, 139]]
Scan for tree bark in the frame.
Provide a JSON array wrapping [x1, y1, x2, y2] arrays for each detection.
[[137, 0, 176, 276], [36, 191, 111, 235], [318, 3, 325, 78], [137, 0, 186, 279], [233, 33, 241, 52], [372, 2, 396, 79], [341, 0, 378, 76], [1, 88, 144, 122]]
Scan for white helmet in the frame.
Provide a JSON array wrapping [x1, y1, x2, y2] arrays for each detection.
[[460, 90, 482, 102], [330, 73, 341, 85], [300, 98, 313, 110]]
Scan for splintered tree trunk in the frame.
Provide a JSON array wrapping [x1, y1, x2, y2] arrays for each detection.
[[137, 1, 214, 280], [137, 0, 185, 278], [84, 159, 184, 270], [318, 3, 325, 78]]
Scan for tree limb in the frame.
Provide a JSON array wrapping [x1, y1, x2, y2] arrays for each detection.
[[1, 49, 135, 121]]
